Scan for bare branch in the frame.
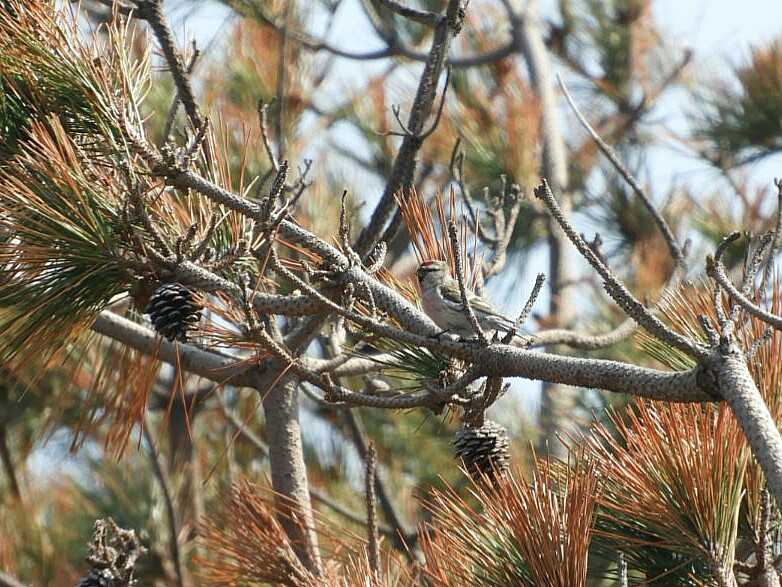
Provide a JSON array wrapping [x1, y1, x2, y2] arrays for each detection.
[[91, 311, 262, 388], [698, 314, 720, 347], [257, 100, 279, 172], [342, 409, 416, 555], [365, 441, 380, 576], [143, 421, 186, 587], [540, 263, 670, 347], [558, 75, 684, 267], [161, 40, 199, 142], [275, 2, 291, 163], [226, 0, 510, 68], [761, 179, 782, 290], [137, 0, 203, 130], [324, 386, 448, 409], [0, 428, 21, 501], [419, 65, 451, 141], [747, 234, 774, 291], [747, 327, 773, 360], [355, 0, 465, 255], [448, 220, 488, 345], [534, 180, 706, 359], [375, 0, 441, 26], [502, 272, 545, 344], [708, 255, 782, 332]]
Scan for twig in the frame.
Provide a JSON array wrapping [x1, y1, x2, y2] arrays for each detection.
[[365, 241, 387, 274], [740, 233, 773, 300], [275, 1, 291, 163], [419, 65, 451, 141], [482, 184, 524, 280], [698, 314, 720, 347], [748, 327, 773, 360], [761, 179, 782, 291], [343, 409, 417, 555], [708, 255, 782, 332], [502, 272, 545, 344], [531, 318, 638, 350], [137, 0, 202, 131], [365, 441, 380, 577], [448, 220, 488, 345], [0, 428, 21, 501], [142, 420, 186, 587], [257, 100, 279, 172], [224, 0, 509, 69], [726, 232, 774, 328], [558, 75, 684, 267], [534, 179, 705, 360], [375, 0, 441, 26], [327, 386, 446, 409], [449, 138, 479, 233], [161, 40, 199, 143], [355, 0, 464, 256], [758, 488, 772, 572]]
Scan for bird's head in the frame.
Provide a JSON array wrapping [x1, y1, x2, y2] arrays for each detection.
[[416, 259, 449, 288]]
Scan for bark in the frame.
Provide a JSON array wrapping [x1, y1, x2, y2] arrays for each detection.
[[355, 0, 464, 255], [0, 428, 21, 500], [261, 376, 322, 575], [716, 344, 782, 514]]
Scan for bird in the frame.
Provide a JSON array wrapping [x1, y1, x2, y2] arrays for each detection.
[[416, 259, 524, 339]]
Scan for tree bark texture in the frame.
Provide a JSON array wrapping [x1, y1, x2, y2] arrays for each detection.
[[261, 376, 322, 575]]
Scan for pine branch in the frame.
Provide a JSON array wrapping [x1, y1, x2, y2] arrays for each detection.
[[354, 0, 465, 255]]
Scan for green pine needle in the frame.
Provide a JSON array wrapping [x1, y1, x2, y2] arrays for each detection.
[[0, 119, 134, 367], [354, 338, 454, 391]]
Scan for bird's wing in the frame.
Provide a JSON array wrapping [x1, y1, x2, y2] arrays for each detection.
[[440, 285, 529, 334], [438, 284, 467, 308], [440, 285, 510, 321]]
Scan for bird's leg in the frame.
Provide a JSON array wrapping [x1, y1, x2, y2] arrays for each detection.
[[431, 328, 451, 339]]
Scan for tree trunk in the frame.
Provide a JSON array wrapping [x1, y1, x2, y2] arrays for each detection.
[[512, 0, 576, 457], [718, 347, 782, 514], [262, 376, 322, 575]]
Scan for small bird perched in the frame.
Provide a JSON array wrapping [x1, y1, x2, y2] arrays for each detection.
[[416, 259, 523, 339]]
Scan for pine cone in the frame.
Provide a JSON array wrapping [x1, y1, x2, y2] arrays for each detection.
[[453, 420, 510, 479], [145, 283, 202, 342], [75, 518, 145, 587], [76, 568, 121, 587]]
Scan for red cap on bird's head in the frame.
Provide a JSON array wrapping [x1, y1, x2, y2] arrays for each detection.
[[419, 259, 445, 269], [416, 259, 448, 281]]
